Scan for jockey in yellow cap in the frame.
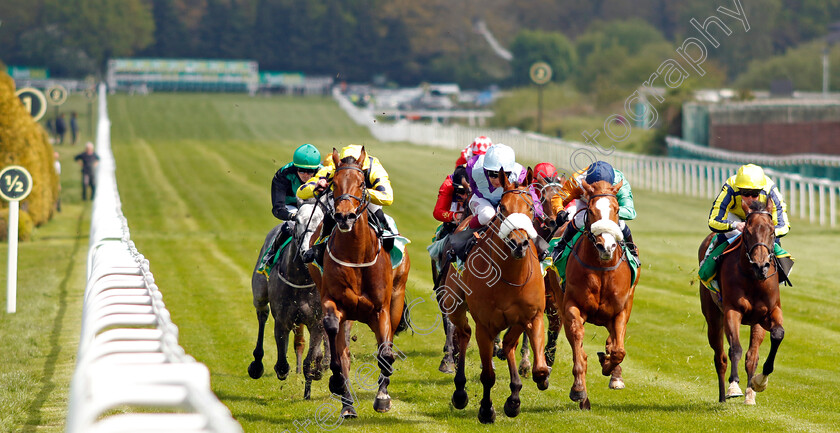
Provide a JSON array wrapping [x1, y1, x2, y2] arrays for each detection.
[[700, 164, 792, 288], [297, 144, 394, 263]]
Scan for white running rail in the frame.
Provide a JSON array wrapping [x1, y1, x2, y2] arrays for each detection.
[[66, 84, 243, 433], [335, 88, 840, 228]]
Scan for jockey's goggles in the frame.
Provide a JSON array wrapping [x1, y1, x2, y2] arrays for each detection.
[[485, 170, 500, 179], [297, 168, 317, 175], [741, 189, 761, 198]]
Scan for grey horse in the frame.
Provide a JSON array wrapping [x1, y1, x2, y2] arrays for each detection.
[[248, 202, 328, 399]]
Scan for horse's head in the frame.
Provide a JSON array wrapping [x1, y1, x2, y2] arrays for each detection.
[[741, 198, 775, 280], [534, 173, 565, 222], [497, 167, 538, 260], [295, 200, 323, 253], [582, 179, 623, 261], [331, 147, 368, 232]]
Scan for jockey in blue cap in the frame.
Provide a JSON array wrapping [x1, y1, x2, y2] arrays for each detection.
[[551, 160, 638, 264]]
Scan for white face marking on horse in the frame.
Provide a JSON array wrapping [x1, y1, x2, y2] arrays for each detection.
[[594, 197, 617, 252]]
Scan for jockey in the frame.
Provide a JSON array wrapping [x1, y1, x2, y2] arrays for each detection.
[[257, 143, 322, 274], [533, 162, 564, 215], [551, 160, 638, 263], [449, 143, 549, 260], [433, 165, 471, 230], [297, 144, 394, 263], [455, 136, 492, 167], [702, 164, 791, 276]]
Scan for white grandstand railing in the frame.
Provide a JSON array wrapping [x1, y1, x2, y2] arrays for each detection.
[[66, 83, 243, 433], [334, 88, 840, 228]]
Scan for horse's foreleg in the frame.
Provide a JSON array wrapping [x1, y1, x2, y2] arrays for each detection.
[[701, 288, 728, 402], [294, 324, 305, 374], [502, 328, 523, 418], [752, 307, 784, 394], [476, 325, 497, 424], [723, 309, 745, 399], [248, 306, 269, 379], [519, 334, 531, 379], [271, 313, 292, 380], [599, 313, 629, 390], [448, 306, 471, 410], [743, 324, 766, 405], [323, 302, 356, 418], [564, 305, 589, 409], [525, 313, 550, 391], [373, 307, 395, 413]]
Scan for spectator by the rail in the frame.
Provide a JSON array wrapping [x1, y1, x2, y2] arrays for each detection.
[[54, 151, 62, 212], [70, 112, 79, 145], [74, 142, 100, 200], [55, 113, 67, 145]]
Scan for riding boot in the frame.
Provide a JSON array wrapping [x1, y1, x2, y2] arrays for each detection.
[[374, 208, 395, 252], [621, 224, 639, 261], [534, 236, 550, 261], [550, 224, 578, 264], [449, 228, 478, 262], [302, 215, 335, 264]]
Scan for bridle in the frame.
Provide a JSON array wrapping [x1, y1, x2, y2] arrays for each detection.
[[572, 192, 627, 271], [741, 210, 777, 280], [332, 165, 370, 220], [494, 187, 538, 286]]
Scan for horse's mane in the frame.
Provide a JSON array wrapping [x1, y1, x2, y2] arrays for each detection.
[[340, 156, 358, 165]]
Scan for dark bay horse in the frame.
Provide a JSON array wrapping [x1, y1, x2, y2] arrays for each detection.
[[308, 147, 410, 418], [249, 203, 327, 399], [698, 199, 785, 405], [442, 167, 550, 423], [553, 179, 638, 410]]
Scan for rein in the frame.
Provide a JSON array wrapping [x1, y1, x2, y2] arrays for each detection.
[[492, 187, 538, 286], [572, 191, 627, 272], [323, 164, 380, 268], [739, 210, 778, 280]]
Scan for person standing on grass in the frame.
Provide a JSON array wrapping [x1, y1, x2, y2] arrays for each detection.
[[54, 151, 62, 212], [55, 113, 67, 145], [70, 112, 79, 145], [74, 142, 99, 200]]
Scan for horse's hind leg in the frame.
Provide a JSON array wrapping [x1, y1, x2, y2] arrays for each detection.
[[273, 318, 292, 380], [518, 334, 531, 379], [248, 306, 269, 379], [701, 287, 728, 402], [303, 320, 326, 400], [502, 328, 523, 418], [743, 324, 766, 405], [476, 325, 497, 423], [545, 301, 562, 367], [752, 307, 784, 395], [448, 303, 472, 410], [294, 324, 305, 374]]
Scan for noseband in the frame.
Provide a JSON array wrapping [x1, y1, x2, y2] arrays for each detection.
[[333, 165, 370, 219], [742, 210, 777, 279]]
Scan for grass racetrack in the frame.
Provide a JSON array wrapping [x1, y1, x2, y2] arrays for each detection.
[[3, 93, 839, 432]]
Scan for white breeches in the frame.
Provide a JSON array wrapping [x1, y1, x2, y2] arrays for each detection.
[[469, 195, 496, 225]]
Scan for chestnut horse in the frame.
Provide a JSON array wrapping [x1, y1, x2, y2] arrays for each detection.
[[308, 148, 410, 418], [442, 167, 550, 423], [533, 174, 566, 368], [553, 179, 638, 410], [698, 199, 784, 405]]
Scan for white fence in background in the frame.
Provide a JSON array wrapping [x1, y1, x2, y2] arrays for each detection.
[[66, 84, 243, 433], [335, 88, 839, 228]]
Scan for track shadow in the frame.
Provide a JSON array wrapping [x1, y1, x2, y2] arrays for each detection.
[[22, 208, 86, 432]]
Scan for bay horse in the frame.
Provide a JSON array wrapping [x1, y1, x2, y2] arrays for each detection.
[[698, 199, 784, 405], [308, 147, 410, 418], [248, 202, 327, 399], [442, 167, 550, 423], [553, 179, 638, 410]]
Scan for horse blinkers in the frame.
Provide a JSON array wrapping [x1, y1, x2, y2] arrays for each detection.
[[333, 165, 369, 232]]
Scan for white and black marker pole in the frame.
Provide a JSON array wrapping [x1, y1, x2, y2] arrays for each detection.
[[0, 166, 33, 313]]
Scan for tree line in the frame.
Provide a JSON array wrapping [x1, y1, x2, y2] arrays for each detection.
[[2, 0, 840, 89]]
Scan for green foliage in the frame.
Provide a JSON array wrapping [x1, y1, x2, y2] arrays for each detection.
[[734, 41, 840, 91], [510, 29, 577, 85], [0, 69, 59, 240]]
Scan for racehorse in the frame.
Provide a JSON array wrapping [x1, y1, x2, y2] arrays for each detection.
[[698, 199, 785, 405], [553, 179, 638, 410], [248, 202, 327, 399], [442, 167, 550, 423], [308, 147, 410, 418]]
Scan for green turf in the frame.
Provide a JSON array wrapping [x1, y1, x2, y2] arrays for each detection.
[[3, 92, 839, 432]]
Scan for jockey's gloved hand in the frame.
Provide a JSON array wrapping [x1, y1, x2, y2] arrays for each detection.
[[555, 210, 568, 225]]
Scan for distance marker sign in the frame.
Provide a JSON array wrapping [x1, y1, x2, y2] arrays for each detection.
[[46, 84, 68, 106], [15, 87, 47, 122], [529, 62, 553, 85], [0, 166, 33, 202]]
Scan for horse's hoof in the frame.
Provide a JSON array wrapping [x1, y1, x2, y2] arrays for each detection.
[[536, 377, 549, 391], [569, 388, 587, 402], [452, 389, 469, 409], [374, 397, 392, 413], [304, 382, 312, 400], [579, 398, 591, 411], [275, 363, 290, 381], [311, 368, 324, 381], [518, 362, 532, 379], [340, 406, 357, 419], [478, 405, 496, 424], [504, 396, 521, 418], [745, 387, 756, 405], [248, 361, 264, 379], [329, 375, 345, 395], [751, 373, 768, 392], [726, 381, 744, 399], [439, 359, 455, 374], [609, 377, 625, 390]]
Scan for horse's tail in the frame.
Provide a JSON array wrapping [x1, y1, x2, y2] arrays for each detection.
[[394, 302, 410, 336]]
